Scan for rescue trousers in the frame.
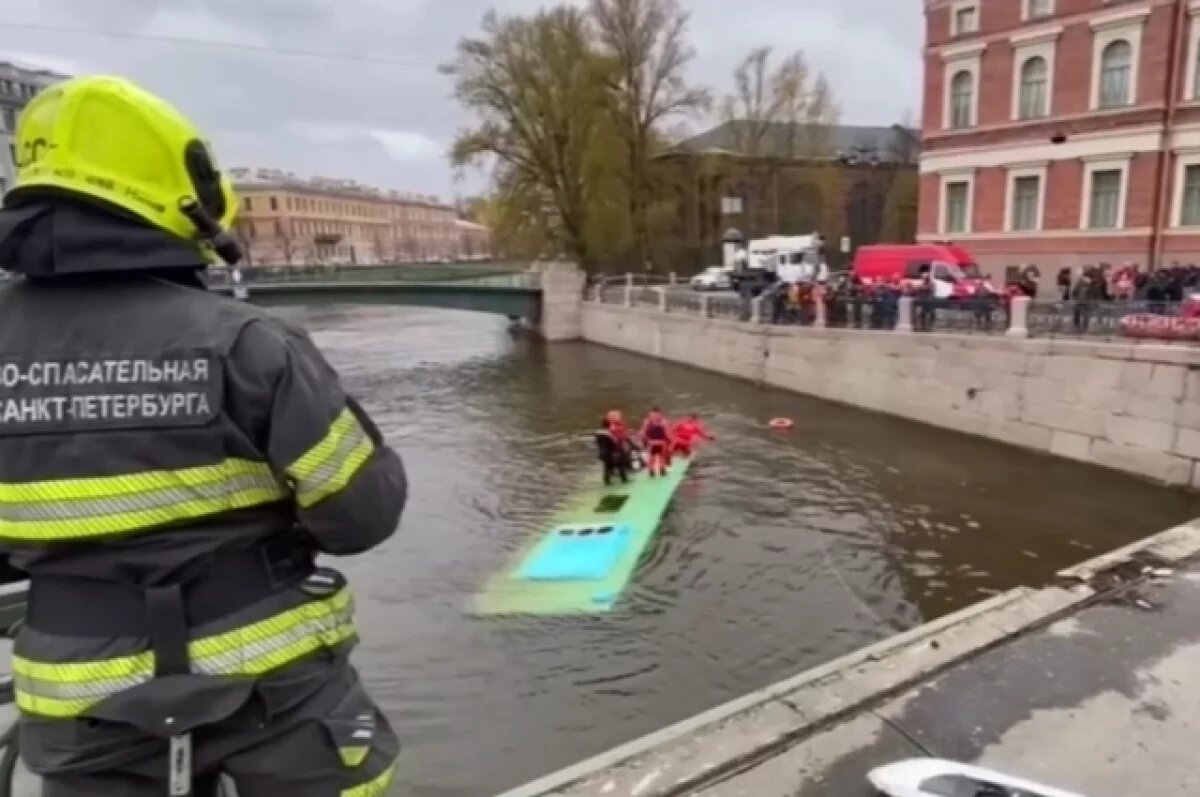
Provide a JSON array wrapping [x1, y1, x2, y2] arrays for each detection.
[[601, 454, 629, 485], [646, 441, 669, 476], [30, 659, 400, 796]]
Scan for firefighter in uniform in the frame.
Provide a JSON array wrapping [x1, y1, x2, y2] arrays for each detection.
[[0, 76, 408, 795]]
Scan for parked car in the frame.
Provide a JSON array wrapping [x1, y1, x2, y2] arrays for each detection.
[[690, 266, 733, 291], [852, 243, 994, 300]]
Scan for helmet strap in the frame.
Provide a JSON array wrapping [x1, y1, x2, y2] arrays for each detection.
[[179, 198, 243, 265]]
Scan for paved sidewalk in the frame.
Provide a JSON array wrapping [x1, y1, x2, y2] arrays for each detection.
[[703, 562, 1200, 796]]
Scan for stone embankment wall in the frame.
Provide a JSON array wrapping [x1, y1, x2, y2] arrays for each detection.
[[581, 301, 1200, 488]]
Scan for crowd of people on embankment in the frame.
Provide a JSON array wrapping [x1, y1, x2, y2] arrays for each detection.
[[761, 262, 1200, 338]]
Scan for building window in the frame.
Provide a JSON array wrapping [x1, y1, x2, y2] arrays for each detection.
[[945, 182, 970, 233], [1010, 175, 1041, 231], [1098, 40, 1133, 108], [1026, 0, 1053, 20], [1193, 43, 1200, 100], [1017, 57, 1048, 119], [269, 196, 279, 211], [950, 70, 973, 128], [1, 108, 14, 134], [954, 5, 978, 36], [1088, 169, 1123, 229], [243, 197, 252, 212], [1181, 165, 1200, 226]]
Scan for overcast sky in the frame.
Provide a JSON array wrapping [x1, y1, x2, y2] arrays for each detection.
[[3, 0, 921, 201]]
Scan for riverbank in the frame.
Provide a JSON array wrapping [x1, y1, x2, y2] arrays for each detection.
[[581, 300, 1200, 488], [497, 519, 1200, 796]]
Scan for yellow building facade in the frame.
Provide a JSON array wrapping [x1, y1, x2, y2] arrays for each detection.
[[229, 168, 485, 265]]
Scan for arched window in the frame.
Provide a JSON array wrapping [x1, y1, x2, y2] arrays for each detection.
[[1018, 56, 1048, 119], [950, 70, 973, 129], [1099, 40, 1133, 109]]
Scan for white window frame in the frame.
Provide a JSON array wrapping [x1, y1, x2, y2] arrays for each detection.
[[951, 0, 979, 36], [1184, 2, 1200, 101], [939, 169, 976, 235], [1004, 163, 1048, 232], [1171, 149, 1200, 227], [1079, 155, 1131, 230], [1009, 29, 1059, 121], [941, 43, 984, 130], [1023, 0, 1055, 22], [1088, 9, 1149, 111]]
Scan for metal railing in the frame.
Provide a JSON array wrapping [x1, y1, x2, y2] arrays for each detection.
[[586, 277, 1200, 345], [1026, 300, 1193, 341], [210, 264, 541, 291], [207, 261, 529, 287]]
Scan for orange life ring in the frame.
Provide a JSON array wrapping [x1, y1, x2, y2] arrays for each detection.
[[768, 417, 794, 430]]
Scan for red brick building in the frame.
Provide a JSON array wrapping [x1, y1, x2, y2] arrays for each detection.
[[920, 0, 1200, 278]]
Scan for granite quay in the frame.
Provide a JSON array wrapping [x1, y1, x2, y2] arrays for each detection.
[[499, 521, 1200, 797], [581, 283, 1200, 488]]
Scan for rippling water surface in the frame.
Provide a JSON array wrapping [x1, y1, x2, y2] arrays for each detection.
[[280, 305, 1200, 797]]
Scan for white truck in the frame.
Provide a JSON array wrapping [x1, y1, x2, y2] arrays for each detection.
[[731, 234, 826, 294]]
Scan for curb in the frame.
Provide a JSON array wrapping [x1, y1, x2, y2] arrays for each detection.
[[496, 520, 1200, 797]]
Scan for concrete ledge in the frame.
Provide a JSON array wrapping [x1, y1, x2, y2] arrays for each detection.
[[498, 520, 1200, 797], [1057, 517, 1200, 580]]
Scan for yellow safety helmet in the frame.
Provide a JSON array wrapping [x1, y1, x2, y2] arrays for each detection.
[[8, 74, 241, 263]]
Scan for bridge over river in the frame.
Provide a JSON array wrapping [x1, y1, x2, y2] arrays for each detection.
[[206, 261, 585, 339]]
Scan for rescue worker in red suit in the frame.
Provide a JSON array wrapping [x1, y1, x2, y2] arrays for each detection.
[[639, 407, 673, 477], [672, 414, 713, 457], [0, 76, 406, 796]]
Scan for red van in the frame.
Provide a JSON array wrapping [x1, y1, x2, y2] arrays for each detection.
[[851, 244, 994, 299]]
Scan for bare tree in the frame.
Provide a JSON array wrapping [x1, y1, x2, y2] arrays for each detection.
[[443, 8, 613, 268], [589, 0, 711, 268], [718, 46, 778, 157], [775, 57, 838, 158], [233, 222, 255, 266], [273, 220, 296, 266], [719, 47, 839, 159]]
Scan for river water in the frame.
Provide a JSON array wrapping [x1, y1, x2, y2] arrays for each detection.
[[284, 304, 1200, 797]]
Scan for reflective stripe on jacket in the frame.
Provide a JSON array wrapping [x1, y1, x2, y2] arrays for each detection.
[[0, 272, 408, 721], [15, 587, 355, 718]]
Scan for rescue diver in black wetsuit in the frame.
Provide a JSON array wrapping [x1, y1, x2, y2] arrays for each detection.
[[595, 418, 629, 485]]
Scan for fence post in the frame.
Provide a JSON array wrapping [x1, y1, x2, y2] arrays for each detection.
[[656, 287, 668, 312], [813, 288, 827, 328], [1007, 296, 1031, 338], [700, 294, 711, 318], [623, 272, 633, 307], [751, 295, 764, 324], [896, 296, 914, 333]]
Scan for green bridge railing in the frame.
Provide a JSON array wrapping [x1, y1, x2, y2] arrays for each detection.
[[208, 261, 535, 287]]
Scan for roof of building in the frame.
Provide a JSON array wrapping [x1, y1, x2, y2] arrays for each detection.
[[0, 61, 71, 83], [229, 167, 452, 209], [667, 121, 920, 163]]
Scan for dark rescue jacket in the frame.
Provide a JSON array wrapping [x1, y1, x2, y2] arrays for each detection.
[[595, 428, 621, 462], [0, 198, 408, 769]]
